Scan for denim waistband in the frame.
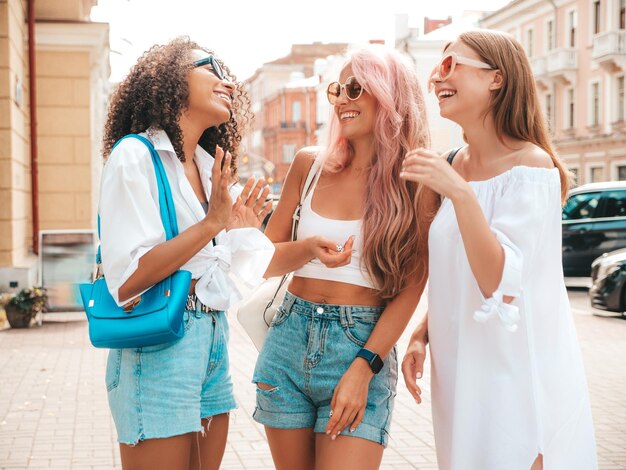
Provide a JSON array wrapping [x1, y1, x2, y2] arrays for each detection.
[[283, 291, 384, 324], [184, 308, 224, 319]]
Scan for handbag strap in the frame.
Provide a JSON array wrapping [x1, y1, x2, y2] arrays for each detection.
[[96, 133, 179, 265], [291, 157, 322, 242], [447, 147, 463, 165], [263, 156, 323, 324]]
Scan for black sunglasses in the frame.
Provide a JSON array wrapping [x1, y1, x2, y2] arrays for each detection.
[[193, 55, 225, 81]]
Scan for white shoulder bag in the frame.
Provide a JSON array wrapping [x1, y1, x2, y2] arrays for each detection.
[[236, 157, 322, 351]]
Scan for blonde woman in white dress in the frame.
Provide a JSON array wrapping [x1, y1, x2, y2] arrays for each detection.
[[400, 30, 597, 470]]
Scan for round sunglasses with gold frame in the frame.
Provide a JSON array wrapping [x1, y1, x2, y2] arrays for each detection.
[[327, 76, 364, 105]]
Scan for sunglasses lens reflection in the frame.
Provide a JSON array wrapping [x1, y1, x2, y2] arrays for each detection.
[[213, 60, 224, 80], [345, 77, 363, 100], [327, 82, 341, 104], [440, 55, 454, 80]]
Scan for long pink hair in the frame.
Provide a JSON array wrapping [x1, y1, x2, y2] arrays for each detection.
[[323, 45, 431, 299]]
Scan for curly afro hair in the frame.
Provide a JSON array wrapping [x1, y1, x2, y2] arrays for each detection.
[[102, 36, 252, 180]]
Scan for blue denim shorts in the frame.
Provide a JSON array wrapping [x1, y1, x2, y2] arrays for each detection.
[[105, 310, 236, 445], [252, 291, 398, 447]]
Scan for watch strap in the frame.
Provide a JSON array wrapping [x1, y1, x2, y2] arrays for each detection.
[[356, 348, 384, 374]]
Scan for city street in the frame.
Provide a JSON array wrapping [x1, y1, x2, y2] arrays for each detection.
[[0, 288, 624, 470]]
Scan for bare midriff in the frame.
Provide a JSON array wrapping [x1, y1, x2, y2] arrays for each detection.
[[288, 276, 384, 307]]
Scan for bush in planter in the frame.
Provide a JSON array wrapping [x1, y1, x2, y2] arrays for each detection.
[[3, 287, 48, 328]]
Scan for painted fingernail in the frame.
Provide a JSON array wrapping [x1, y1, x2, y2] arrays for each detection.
[[417, 372, 422, 379], [326, 430, 331, 435], [331, 435, 336, 441], [349, 428, 355, 433]]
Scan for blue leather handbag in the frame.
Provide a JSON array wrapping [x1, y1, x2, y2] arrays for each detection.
[[79, 134, 192, 349]]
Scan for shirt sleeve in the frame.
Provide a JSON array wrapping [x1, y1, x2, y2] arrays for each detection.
[[99, 139, 166, 306], [473, 172, 559, 331]]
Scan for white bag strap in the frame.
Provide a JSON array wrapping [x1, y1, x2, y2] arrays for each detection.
[[291, 156, 322, 241]]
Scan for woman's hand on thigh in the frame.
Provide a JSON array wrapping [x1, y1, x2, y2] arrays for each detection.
[[325, 359, 374, 439]]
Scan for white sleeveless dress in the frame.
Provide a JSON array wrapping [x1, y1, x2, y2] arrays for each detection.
[[428, 166, 597, 470]]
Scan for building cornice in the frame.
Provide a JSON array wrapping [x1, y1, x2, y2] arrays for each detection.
[[36, 21, 108, 51], [555, 133, 626, 148], [481, 0, 559, 28], [35, 21, 110, 76]]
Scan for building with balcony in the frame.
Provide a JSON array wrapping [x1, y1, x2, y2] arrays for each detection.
[[0, 0, 109, 290], [240, 42, 348, 176], [481, 0, 626, 186], [262, 75, 319, 191]]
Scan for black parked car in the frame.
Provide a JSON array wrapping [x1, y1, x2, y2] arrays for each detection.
[[562, 181, 626, 277], [589, 248, 626, 313]]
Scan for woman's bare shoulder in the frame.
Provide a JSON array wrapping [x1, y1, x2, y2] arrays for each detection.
[[518, 144, 554, 169]]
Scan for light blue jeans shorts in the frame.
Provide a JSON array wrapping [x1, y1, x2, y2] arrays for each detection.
[[252, 291, 398, 447], [105, 309, 236, 445]]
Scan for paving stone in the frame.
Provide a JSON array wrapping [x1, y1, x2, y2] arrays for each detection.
[[0, 291, 623, 469]]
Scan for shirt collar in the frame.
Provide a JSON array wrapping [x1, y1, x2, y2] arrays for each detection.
[[148, 128, 215, 171], [194, 143, 216, 175], [147, 129, 177, 154]]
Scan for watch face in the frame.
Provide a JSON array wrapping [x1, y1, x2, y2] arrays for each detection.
[[370, 355, 384, 374]]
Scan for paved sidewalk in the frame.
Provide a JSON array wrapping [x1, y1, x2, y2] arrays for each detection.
[[0, 290, 624, 469]]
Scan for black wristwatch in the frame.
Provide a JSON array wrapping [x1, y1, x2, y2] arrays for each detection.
[[356, 348, 384, 374]]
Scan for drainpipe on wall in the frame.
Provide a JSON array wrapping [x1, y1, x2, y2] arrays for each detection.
[[27, 0, 39, 255]]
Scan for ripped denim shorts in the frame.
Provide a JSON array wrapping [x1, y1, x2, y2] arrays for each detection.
[[105, 309, 236, 445], [252, 291, 398, 447]]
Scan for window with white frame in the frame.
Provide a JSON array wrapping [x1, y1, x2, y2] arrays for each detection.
[[617, 76, 625, 122], [567, 88, 575, 128], [547, 19, 555, 51], [621, 0, 626, 29], [282, 144, 296, 163], [570, 166, 579, 186], [618, 164, 626, 180], [590, 82, 601, 126], [590, 165, 605, 182], [292, 101, 302, 124], [593, 0, 601, 35], [526, 28, 534, 57], [568, 10, 577, 47]]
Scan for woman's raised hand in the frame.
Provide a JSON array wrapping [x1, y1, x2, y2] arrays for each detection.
[[205, 145, 234, 230], [400, 148, 468, 200], [227, 176, 272, 230]]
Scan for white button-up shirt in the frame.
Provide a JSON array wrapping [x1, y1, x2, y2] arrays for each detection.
[[99, 129, 275, 309]]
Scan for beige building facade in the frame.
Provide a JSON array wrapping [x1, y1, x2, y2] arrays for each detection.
[[481, 0, 626, 186], [0, 0, 109, 290]]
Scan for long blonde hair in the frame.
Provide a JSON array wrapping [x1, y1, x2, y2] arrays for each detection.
[[455, 30, 570, 201], [323, 45, 431, 299]]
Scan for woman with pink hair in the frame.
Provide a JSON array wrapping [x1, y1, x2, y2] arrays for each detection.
[[251, 44, 431, 469]]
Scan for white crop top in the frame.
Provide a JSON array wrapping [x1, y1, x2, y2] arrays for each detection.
[[294, 169, 376, 289]]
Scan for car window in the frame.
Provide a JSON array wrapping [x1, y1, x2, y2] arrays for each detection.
[[562, 192, 601, 220], [600, 190, 626, 218]]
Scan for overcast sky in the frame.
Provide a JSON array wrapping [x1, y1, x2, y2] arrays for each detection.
[[91, 0, 511, 82]]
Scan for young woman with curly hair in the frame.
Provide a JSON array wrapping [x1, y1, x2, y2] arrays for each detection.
[[99, 37, 275, 469], [252, 44, 431, 470], [401, 30, 596, 469]]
